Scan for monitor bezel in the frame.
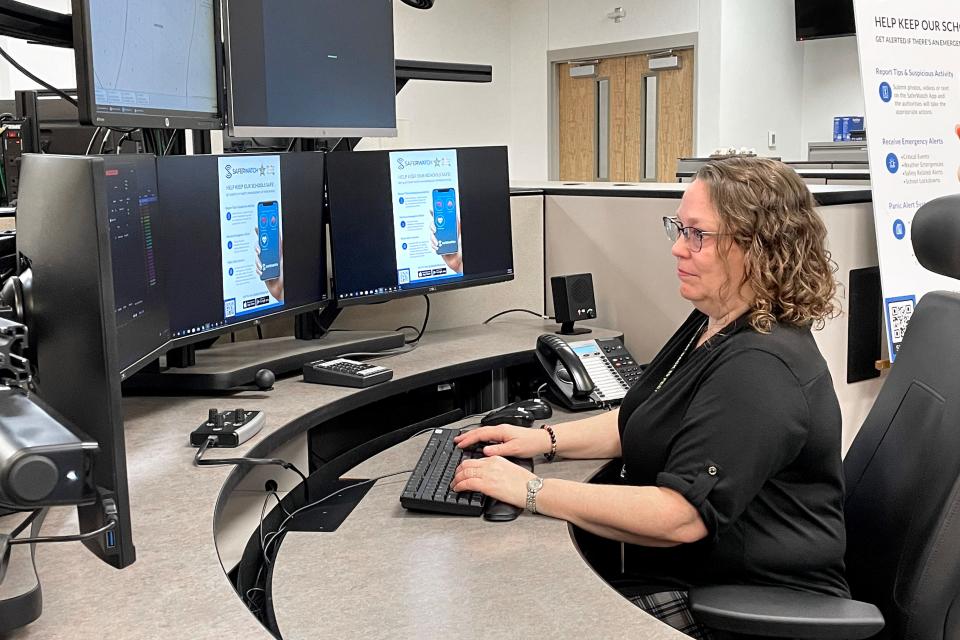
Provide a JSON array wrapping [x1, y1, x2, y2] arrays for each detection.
[[333, 274, 514, 308], [221, 0, 398, 139], [71, 0, 226, 130]]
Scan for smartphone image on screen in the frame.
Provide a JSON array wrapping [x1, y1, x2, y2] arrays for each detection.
[[257, 201, 281, 281], [432, 188, 459, 255]]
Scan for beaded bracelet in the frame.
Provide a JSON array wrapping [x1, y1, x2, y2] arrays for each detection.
[[540, 424, 557, 462]]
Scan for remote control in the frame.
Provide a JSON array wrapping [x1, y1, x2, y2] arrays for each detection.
[[190, 408, 265, 447], [302, 358, 393, 388]]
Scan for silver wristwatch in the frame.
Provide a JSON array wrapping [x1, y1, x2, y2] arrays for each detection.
[[526, 477, 544, 514]]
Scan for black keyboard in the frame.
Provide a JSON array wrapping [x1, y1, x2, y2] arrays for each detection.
[[401, 428, 487, 515]]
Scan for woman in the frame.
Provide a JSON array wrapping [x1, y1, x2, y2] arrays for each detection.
[[452, 157, 849, 639]]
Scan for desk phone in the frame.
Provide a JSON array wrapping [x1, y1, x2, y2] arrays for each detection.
[[536, 335, 641, 410]]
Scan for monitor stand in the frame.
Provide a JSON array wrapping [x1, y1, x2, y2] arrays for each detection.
[[122, 307, 405, 394]]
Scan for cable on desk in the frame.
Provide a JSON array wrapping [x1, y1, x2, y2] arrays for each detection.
[[335, 343, 418, 361], [260, 469, 413, 562], [394, 295, 430, 344], [482, 308, 553, 324], [194, 436, 308, 485], [8, 499, 119, 546]]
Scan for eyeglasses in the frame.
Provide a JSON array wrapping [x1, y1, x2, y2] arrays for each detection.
[[662, 216, 724, 253]]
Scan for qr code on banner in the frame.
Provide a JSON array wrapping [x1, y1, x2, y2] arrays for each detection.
[[398, 269, 410, 285], [224, 298, 236, 319], [886, 295, 916, 355]]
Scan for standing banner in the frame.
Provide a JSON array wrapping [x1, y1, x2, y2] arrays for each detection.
[[853, 2, 960, 359]]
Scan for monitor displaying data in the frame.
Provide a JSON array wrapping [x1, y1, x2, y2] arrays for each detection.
[[326, 146, 514, 306], [156, 153, 327, 339], [223, 0, 396, 137], [103, 155, 171, 371], [72, 0, 222, 129]]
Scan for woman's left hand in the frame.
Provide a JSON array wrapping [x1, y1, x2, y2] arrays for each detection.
[[451, 456, 537, 509]]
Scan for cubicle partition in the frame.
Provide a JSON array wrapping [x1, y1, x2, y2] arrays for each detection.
[[525, 182, 883, 451]]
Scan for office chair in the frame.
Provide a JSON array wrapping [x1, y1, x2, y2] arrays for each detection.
[[689, 193, 960, 639]]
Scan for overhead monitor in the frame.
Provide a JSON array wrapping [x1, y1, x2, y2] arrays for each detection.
[[795, 0, 856, 40], [326, 146, 513, 306], [71, 0, 223, 129], [222, 0, 397, 137], [156, 152, 328, 344]]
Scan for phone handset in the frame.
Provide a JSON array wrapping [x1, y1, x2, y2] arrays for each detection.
[[535, 334, 598, 411]]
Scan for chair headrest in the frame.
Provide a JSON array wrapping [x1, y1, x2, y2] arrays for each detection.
[[912, 194, 960, 280]]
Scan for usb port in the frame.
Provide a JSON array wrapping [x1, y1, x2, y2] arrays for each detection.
[[105, 530, 116, 549]]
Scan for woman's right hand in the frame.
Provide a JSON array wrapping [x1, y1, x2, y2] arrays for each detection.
[[454, 424, 552, 459]]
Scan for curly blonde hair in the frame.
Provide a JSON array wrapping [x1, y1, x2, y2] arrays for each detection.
[[695, 157, 838, 333]]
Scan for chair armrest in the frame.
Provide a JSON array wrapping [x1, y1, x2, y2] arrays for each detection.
[[689, 585, 884, 639]]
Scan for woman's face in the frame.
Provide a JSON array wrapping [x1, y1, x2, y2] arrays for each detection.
[[671, 179, 749, 317]]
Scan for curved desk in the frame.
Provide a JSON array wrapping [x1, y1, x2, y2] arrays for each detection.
[[270, 421, 685, 639], [0, 320, 686, 639]]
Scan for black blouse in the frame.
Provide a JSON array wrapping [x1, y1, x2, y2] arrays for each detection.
[[616, 309, 850, 598]]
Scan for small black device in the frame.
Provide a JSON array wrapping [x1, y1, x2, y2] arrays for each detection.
[[480, 399, 553, 428], [190, 408, 265, 447], [400, 428, 532, 521], [551, 273, 596, 335], [536, 334, 641, 411], [302, 358, 393, 388]]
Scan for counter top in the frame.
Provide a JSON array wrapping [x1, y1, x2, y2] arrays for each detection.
[[1, 320, 666, 640], [272, 418, 686, 640]]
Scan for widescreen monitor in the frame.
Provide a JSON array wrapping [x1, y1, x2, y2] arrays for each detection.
[[326, 146, 513, 306], [222, 0, 397, 137], [72, 0, 223, 129], [156, 152, 328, 345]]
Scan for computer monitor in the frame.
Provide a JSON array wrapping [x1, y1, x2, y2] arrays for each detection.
[[326, 146, 514, 306], [102, 155, 170, 375], [71, 0, 223, 129], [156, 152, 328, 345], [222, 0, 397, 137], [15, 154, 137, 568]]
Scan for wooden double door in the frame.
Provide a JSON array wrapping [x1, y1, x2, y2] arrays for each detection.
[[558, 49, 694, 183]]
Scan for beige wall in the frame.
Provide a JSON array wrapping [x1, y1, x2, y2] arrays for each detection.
[[544, 193, 883, 451]]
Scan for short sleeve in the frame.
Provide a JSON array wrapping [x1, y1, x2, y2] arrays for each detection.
[[656, 349, 809, 540]]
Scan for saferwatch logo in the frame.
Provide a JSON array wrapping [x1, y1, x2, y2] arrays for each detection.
[[396, 157, 435, 171], [224, 164, 275, 180]]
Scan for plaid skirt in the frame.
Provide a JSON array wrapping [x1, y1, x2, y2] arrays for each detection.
[[628, 590, 716, 640]]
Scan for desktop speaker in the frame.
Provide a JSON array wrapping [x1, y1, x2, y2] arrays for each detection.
[[551, 273, 596, 335]]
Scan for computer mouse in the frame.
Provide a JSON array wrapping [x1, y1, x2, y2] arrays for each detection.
[[514, 398, 553, 420], [480, 399, 553, 427], [480, 406, 536, 428], [483, 499, 522, 522]]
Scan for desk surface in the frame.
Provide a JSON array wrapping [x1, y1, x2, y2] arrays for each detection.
[[0, 320, 683, 639], [272, 419, 686, 640]]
